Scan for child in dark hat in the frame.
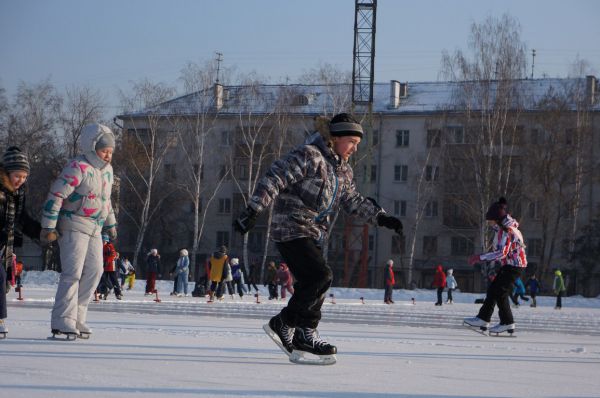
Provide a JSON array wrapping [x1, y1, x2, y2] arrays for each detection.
[[0, 146, 42, 338], [233, 112, 403, 364], [464, 197, 527, 335]]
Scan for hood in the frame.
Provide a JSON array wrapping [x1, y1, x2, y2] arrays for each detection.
[[80, 123, 115, 169], [447, 269, 453, 275], [555, 270, 562, 276], [501, 214, 519, 229], [436, 265, 443, 272], [305, 132, 342, 167]]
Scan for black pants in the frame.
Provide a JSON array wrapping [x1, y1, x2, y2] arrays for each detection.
[[556, 291, 563, 308], [276, 238, 333, 329], [447, 288, 454, 302], [267, 283, 278, 299], [99, 271, 122, 297], [436, 287, 444, 304], [0, 265, 6, 319], [384, 285, 393, 302], [477, 266, 523, 325]]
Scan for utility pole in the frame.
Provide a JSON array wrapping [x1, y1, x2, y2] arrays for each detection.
[[215, 51, 223, 84], [344, 0, 377, 288], [531, 49, 536, 79]]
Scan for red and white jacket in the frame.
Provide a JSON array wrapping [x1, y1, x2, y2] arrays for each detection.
[[479, 215, 527, 268]]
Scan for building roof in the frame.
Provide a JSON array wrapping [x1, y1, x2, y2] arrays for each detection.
[[119, 77, 599, 119]]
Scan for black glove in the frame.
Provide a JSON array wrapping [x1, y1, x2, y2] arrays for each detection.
[[377, 213, 403, 235], [233, 206, 257, 234]]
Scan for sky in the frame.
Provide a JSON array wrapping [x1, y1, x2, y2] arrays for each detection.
[[1, 273, 599, 397], [1, 0, 599, 115]]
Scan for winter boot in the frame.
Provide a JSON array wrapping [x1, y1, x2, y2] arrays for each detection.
[[292, 327, 337, 356], [264, 314, 295, 353]]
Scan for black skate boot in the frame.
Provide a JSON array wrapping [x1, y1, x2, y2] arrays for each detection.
[[263, 314, 295, 356], [290, 327, 337, 365]]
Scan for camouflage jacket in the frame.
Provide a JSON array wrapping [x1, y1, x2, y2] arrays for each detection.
[[249, 133, 383, 243]]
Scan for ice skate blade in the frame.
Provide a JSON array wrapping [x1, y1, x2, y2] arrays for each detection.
[[48, 329, 79, 341], [78, 332, 91, 340], [289, 350, 337, 366], [262, 324, 293, 358], [489, 330, 516, 337]]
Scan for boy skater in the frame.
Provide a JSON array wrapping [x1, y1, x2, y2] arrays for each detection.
[[464, 197, 527, 335], [234, 113, 403, 364]]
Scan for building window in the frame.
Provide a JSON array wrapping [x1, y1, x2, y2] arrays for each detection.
[[221, 130, 232, 146], [447, 126, 464, 144], [216, 231, 230, 248], [394, 200, 407, 217], [423, 236, 438, 256], [394, 165, 408, 182], [372, 129, 379, 147], [219, 165, 230, 180], [528, 201, 540, 219], [248, 231, 264, 252], [451, 237, 474, 256], [368, 234, 374, 251], [363, 165, 377, 183], [425, 201, 438, 217], [391, 235, 405, 255], [164, 163, 177, 179], [528, 238, 542, 257], [218, 198, 231, 214], [238, 164, 249, 180], [425, 165, 439, 182], [395, 130, 410, 147], [426, 129, 441, 148]]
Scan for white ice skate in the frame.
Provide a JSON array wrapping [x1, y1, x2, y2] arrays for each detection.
[[463, 317, 490, 334], [0, 319, 7, 339], [49, 325, 80, 341], [489, 323, 516, 337], [76, 323, 92, 339]]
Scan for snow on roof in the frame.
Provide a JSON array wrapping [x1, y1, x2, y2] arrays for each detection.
[[119, 77, 599, 118]]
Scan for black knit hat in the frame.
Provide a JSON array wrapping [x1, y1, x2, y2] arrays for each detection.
[[329, 113, 363, 138], [485, 197, 508, 222], [2, 146, 30, 173]]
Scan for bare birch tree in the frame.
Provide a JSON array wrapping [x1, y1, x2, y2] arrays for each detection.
[[440, 14, 527, 253], [117, 79, 177, 269]]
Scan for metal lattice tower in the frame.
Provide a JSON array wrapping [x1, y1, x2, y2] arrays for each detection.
[[352, 0, 377, 105]]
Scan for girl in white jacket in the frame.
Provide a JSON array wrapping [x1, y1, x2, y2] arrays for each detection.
[[41, 123, 117, 338]]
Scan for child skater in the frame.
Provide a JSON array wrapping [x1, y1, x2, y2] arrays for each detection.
[[234, 113, 403, 363], [464, 197, 527, 334], [41, 123, 117, 339], [0, 147, 41, 338]]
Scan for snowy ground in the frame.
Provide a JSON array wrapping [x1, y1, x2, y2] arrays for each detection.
[[1, 272, 599, 398]]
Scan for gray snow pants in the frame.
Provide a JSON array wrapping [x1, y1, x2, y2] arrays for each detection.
[[51, 230, 103, 331]]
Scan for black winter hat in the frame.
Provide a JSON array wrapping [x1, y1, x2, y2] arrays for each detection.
[[329, 113, 363, 138], [2, 146, 30, 173], [485, 197, 508, 222]]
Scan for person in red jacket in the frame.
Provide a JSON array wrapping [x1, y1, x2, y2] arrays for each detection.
[[384, 259, 395, 304], [433, 264, 446, 306], [98, 235, 122, 300]]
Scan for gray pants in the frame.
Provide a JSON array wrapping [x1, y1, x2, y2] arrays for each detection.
[[51, 230, 103, 332]]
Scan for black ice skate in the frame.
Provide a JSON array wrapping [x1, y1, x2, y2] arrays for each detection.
[[290, 327, 337, 365], [263, 314, 295, 357], [49, 329, 80, 341]]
